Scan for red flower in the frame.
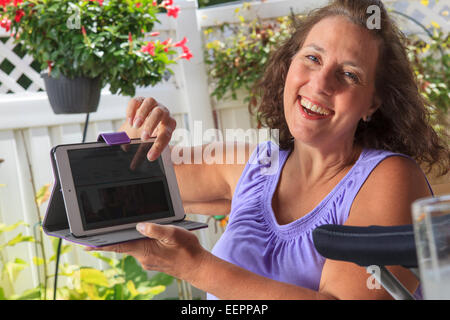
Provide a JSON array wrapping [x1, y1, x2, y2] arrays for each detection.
[[13, 0, 23, 6], [163, 0, 174, 6], [128, 32, 132, 43], [166, 6, 180, 18], [141, 41, 155, 56], [0, 18, 11, 32], [180, 50, 193, 61], [47, 60, 53, 75], [136, 2, 141, 8], [149, 31, 160, 37], [81, 25, 87, 37], [182, 45, 191, 54], [14, 9, 25, 23]]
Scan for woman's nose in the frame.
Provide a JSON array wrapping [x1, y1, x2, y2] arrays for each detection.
[[310, 67, 336, 96]]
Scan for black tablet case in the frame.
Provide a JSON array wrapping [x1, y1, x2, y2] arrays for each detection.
[[42, 133, 207, 247]]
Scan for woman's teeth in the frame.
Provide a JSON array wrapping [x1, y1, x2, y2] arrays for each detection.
[[300, 97, 331, 116]]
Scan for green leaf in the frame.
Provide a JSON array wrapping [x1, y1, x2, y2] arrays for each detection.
[[0, 221, 28, 235], [13, 287, 42, 300], [148, 272, 174, 287], [79, 268, 109, 287], [35, 184, 51, 206], [0, 288, 6, 300], [120, 256, 148, 285], [89, 252, 118, 268], [6, 233, 35, 247], [32, 257, 44, 266], [5, 258, 28, 283], [137, 285, 166, 297]]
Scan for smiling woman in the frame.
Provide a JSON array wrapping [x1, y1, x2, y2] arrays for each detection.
[[89, 0, 449, 301], [253, 0, 449, 177]]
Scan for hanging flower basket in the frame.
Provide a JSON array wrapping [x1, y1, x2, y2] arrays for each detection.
[[41, 73, 102, 114], [1, 0, 193, 114]]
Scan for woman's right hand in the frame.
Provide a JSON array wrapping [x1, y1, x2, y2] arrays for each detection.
[[125, 96, 177, 161]]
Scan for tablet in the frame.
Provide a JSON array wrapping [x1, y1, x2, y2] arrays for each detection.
[[50, 137, 205, 239]]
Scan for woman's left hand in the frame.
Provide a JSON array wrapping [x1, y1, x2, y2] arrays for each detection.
[[86, 223, 207, 282]]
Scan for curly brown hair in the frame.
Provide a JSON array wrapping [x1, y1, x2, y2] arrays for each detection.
[[251, 0, 449, 176]]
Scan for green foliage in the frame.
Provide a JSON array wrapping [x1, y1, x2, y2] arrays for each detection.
[[54, 254, 174, 300], [0, 221, 35, 298], [204, 4, 296, 104], [1, 0, 185, 96], [0, 183, 173, 300], [405, 28, 449, 137]]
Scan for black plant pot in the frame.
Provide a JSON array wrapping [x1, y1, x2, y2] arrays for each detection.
[[41, 73, 102, 114]]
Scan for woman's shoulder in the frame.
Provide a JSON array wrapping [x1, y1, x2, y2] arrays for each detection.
[[347, 150, 432, 226]]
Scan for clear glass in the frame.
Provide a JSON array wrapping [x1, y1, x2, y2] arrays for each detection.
[[412, 194, 450, 300]]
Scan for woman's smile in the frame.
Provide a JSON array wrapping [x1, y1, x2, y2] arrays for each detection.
[[298, 95, 334, 120]]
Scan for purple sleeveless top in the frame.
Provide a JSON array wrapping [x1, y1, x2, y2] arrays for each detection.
[[208, 141, 430, 300]]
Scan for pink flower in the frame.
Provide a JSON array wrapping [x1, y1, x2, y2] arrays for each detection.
[[81, 25, 87, 37], [128, 32, 132, 43], [166, 6, 180, 18], [14, 9, 25, 23], [141, 41, 155, 56], [149, 31, 160, 37], [161, 38, 172, 52], [174, 37, 187, 48]]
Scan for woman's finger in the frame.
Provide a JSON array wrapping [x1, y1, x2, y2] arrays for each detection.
[[85, 241, 133, 254], [140, 104, 170, 141], [133, 97, 159, 129], [136, 222, 178, 244], [126, 96, 145, 127]]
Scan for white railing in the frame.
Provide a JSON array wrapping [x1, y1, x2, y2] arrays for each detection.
[[0, 0, 446, 299]]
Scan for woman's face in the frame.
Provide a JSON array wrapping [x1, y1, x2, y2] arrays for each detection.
[[283, 15, 381, 150]]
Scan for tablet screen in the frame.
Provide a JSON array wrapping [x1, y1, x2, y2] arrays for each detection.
[[67, 143, 174, 230]]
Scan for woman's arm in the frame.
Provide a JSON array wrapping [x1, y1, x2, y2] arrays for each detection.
[[88, 222, 336, 300], [318, 156, 432, 299]]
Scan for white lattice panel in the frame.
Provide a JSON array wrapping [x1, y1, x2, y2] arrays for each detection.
[[0, 36, 45, 94]]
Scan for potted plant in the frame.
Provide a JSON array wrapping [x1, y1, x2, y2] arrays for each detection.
[[204, 5, 294, 105], [0, 0, 192, 114]]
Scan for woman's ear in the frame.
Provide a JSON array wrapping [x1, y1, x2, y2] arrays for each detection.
[[366, 94, 381, 119]]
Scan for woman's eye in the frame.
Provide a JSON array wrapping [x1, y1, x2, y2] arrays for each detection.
[[306, 55, 319, 63], [344, 71, 359, 83]]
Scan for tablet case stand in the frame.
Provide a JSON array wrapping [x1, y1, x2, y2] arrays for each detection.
[[42, 132, 207, 247]]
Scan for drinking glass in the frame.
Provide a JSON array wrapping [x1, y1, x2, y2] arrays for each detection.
[[412, 194, 450, 300]]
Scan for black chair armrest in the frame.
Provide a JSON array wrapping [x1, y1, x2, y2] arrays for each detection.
[[312, 224, 417, 268]]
